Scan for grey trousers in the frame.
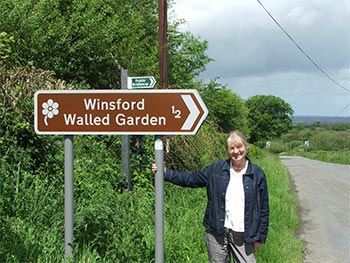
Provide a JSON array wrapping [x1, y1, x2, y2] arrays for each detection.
[[205, 229, 256, 263]]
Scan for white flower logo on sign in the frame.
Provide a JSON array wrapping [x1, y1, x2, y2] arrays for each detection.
[[42, 99, 59, 126]]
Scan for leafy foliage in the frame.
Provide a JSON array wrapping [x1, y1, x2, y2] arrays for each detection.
[[0, 66, 71, 262], [0, 0, 212, 90], [164, 123, 227, 171], [0, 0, 159, 88], [268, 124, 350, 164], [0, 32, 14, 66], [168, 21, 213, 89], [0, 66, 69, 178], [199, 79, 250, 134], [310, 130, 350, 151], [246, 95, 294, 144], [72, 136, 154, 262]]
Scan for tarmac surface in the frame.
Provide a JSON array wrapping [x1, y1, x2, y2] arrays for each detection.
[[280, 156, 350, 263]]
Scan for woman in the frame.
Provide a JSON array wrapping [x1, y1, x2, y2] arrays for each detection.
[[152, 130, 269, 263]]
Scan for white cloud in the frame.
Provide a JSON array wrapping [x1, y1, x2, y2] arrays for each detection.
[[285, 6, 320, 26], [171, 0, 350, 116]]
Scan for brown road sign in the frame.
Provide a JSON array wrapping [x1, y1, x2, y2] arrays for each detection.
[[34, 89, 208, 135]]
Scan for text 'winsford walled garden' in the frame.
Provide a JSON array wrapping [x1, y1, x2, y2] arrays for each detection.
[[63, 98, 166, 126]]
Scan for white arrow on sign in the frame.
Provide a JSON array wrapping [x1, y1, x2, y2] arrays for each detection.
[[181, 95, 200, 130]]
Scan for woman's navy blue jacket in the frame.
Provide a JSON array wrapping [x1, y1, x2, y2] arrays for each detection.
[[164, 158, 269, 243]]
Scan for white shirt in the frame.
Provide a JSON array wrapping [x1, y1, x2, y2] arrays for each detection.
[[224, 160, 248, 232]]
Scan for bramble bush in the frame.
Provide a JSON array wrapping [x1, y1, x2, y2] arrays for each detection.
[[310, 130, 350, 151]]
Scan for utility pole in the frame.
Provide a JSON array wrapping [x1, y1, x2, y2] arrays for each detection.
[[158, 0, 168, 90], [155, 1, 168, 263]]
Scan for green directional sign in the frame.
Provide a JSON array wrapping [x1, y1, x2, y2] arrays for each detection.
[[127, 76, 156, 89]]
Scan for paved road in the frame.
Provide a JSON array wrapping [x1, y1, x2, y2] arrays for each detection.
[[280, 156, 350, 263]]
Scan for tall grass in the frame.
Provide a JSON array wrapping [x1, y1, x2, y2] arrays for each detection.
[[253, 152, 303, 262], [164, 187, 208, 262], [296, 150, 350, 165]]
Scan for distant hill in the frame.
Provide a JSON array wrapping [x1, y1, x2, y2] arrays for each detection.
[[292, 116, 350, 125]]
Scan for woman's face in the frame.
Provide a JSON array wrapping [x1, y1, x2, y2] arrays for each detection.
[[227, 142, 247, 162]]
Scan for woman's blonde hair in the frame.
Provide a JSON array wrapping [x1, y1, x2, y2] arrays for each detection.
[[226, 130, 248, 148]]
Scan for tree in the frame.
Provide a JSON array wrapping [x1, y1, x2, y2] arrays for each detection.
[[0, 0, 212, 89], [246, 95, 294, 144], [0, 0, 160, 88], [199, 79, 250, 135], [167, 21, 213, 89]]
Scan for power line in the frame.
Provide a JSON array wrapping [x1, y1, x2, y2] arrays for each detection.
[[256, 0, 350, 93], [336, 103, 349, 116]]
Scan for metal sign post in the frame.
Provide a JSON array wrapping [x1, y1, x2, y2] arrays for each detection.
[[121, 69, 131, 191], [64, 135, 74, 261], [154, 136, 164, 263]]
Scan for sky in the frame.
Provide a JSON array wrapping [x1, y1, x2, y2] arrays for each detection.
[[170, 0, 350, 116]]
